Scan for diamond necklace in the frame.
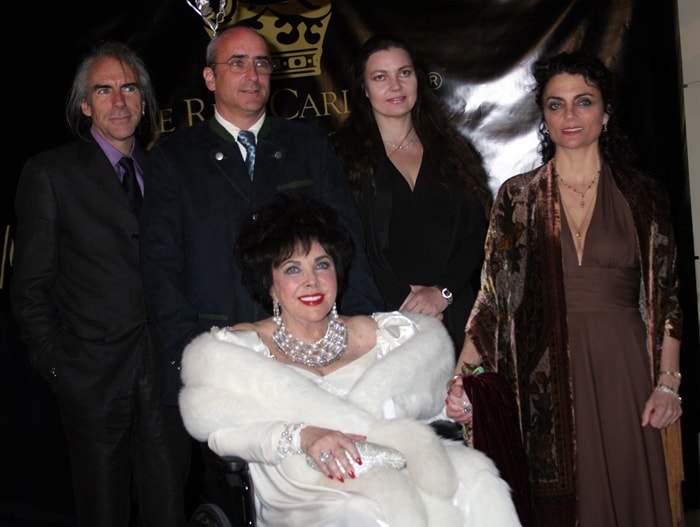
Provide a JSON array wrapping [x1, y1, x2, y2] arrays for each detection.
[[558, 171, 599, 208], [272, 314, 348, 368]]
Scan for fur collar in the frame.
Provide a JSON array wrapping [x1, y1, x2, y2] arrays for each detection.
[[180, 312, 453, 441], [179, 312, 521, 527]]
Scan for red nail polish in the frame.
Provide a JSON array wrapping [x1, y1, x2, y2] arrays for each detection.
[[337, 475, 345, 483], [356, 458, 362, 465], [327, 474, 334, 480], [349, 471, 356, 479]]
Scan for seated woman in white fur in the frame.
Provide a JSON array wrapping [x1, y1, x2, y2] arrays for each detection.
[[179, 192, 521, 527]]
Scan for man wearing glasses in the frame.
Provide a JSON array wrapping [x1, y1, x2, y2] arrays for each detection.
[[139, 24, 381, 516]]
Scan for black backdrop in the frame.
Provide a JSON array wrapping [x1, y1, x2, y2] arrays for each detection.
[[2, 1, 698, 523]]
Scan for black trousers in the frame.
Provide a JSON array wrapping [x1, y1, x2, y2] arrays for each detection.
[[57, 374, 191, 526]]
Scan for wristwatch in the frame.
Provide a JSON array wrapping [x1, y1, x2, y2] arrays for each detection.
[[437, 286, 453, 305]]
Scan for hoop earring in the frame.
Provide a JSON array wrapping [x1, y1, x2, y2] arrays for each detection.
[[273, 301, 281, 324], [331, 302, 338, 320]]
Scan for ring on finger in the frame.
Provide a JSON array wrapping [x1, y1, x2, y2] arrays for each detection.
[[463, 404, 473, 414], [319, 451, 331, 464]]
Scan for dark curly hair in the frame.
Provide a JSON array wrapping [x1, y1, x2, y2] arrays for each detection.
[[333, 34, 492, 219], [533, 51, 635, 166], [235, 192, 355, 311]]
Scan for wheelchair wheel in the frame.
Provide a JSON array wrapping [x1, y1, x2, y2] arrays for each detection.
[[190, 503, 233, 527]]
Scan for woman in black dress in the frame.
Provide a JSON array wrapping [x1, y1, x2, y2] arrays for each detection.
[[333, 34, 492, 354]]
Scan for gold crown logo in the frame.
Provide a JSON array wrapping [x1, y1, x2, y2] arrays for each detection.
[[190, 0, 332, 80]]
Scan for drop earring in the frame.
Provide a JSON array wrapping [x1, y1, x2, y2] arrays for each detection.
[[273, 301, 281, 324], [331, 302, 338, 320]]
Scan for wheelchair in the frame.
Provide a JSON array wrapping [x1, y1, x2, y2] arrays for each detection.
[[188, 421, 463, 526], [189, 446, 256, 527]]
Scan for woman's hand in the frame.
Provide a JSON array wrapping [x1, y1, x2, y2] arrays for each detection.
[[399, 285, 447, 319], [300, 426, 366, 481], [641, 388, 682, 429], [445, 375, 473, 425]]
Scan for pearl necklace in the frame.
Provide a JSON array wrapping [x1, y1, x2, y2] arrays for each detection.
[[558, 172, 599, 208], [272, 314, 348, 368]]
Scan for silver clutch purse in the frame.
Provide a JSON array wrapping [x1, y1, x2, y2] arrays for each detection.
[[306, 440, 406, 477]]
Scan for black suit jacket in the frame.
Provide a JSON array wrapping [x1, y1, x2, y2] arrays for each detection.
[[140, 116, 382, 405], [11, 137, 156, 404]]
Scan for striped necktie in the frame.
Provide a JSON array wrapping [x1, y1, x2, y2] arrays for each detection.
[[237, 131, 256, 180]]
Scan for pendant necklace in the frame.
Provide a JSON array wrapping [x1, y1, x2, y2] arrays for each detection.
[[272, 311, 348, 368], [560, 192, 596, 265], [558, 171, 599, 208]]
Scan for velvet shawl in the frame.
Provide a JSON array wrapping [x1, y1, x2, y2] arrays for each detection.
[[463, 372, 533, 527], [466, 160, 683, 525]]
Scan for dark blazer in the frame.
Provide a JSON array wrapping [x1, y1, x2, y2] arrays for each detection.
[[11, 137, 156, 403], [140, 116, 382, 405]]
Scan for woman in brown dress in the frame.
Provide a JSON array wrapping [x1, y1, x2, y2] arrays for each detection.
[[445, 52, 684, 527]]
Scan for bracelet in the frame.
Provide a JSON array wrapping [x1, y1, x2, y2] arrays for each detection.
[[277, 422, 307, 458], [654, 384, 682, 403], [461, 362, 485, 376], [657, 370, 681, 380]]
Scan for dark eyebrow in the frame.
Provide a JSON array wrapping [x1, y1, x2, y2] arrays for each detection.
[[546, 92, 596, 101]]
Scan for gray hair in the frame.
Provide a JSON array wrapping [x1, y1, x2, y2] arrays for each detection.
[[65, 40, 159, 139]]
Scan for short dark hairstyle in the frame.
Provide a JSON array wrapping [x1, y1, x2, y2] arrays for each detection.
[[235, 192, 355, 310]]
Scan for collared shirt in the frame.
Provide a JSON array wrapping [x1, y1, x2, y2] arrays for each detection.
[[214, 110, 264, 161], [91, 127, 144, 195]]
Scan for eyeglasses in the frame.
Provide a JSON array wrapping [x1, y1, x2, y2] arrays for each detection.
[[210, 57, 274, 75]]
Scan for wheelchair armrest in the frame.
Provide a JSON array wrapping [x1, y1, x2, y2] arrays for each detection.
[[216, 455, 249, 473], [198, 445, 257, 526]]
